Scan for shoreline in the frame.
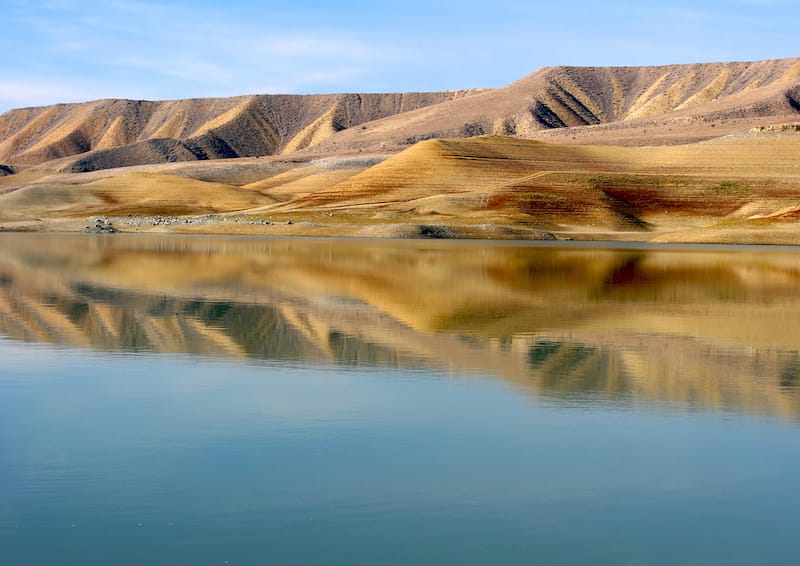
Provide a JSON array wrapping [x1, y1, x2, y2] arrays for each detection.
[[3, 214, 800, 247]]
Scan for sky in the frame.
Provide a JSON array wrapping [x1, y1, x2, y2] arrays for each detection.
[[0, 0, 797, 113]]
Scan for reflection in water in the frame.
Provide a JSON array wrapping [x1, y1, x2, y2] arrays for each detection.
[[530, 340, 630, 396], [1, 233, 800, 419]]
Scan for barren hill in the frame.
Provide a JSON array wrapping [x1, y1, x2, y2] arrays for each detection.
[[312, 58, 800, 151], [1, 58, 798, 175], [1, 57, 800, 244], [264, 134, 800, 239], [4, 131, 799, 243], [0, 91, 476, 170]]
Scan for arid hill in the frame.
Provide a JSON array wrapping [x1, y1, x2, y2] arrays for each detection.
[[1, 57, 799, 244], [0, 91, 476, 170], [1, 58, 798, 174], [309, 58, 800, 152], [3, 132, 799, 243]]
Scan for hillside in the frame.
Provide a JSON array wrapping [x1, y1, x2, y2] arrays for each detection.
[[1, 57, 799, 244], [310, 58, 800, 152], [267, 134, 800, 241], [3, 132, 799, 243], [0, 91, 476, 170], [0, 58, 798, 174]]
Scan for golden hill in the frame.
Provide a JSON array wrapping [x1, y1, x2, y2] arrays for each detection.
[[311, 58, 800, 152], [263, 134, 800, 240], [2, 132, 800, 243], [0, 172, 272, 221], [1, 58, 799, 243], [1, 58, 798, 175], [0, 92, 475, 170]]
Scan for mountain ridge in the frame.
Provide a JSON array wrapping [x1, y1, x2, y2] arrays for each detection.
[[0, 91, 478, 170], [2, 57, 800, 245], [1, 58, 798, 174], [309, 57, 800, 152]]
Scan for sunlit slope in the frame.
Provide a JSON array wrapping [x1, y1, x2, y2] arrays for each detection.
[[0, 172, 272, 218], [3, 132, 798, 242], [269, 134, 800, 233], [0, 92, 473, 169]]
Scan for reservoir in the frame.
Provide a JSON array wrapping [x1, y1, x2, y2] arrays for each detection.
[[1, 234, 799, 564]]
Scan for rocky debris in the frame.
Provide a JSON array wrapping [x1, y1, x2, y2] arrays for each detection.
[[358, 223, 557, 240], [119, 214, 276, 228], [85, 218, 119, 233], [749, 123, 800, 133], [418, 224, 456, 238], [152, 215, 177, 226]]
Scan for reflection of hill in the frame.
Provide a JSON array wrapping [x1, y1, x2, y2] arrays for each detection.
[[0, 234, 798, 419]]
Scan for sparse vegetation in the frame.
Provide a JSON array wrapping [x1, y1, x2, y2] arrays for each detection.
[[402, 132, 446, 145], [460, 122, 486, 137], [710, 180, 749, 193]]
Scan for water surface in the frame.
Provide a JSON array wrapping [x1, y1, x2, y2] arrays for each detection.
[[1, 234, 799, 564]]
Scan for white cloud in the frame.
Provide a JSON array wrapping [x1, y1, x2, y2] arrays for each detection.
[[0, 79, 92, 109], [4, 0, 795, 113], [109, 55, 234, 84]]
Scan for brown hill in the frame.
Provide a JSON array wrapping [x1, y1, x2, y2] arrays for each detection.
[[311, 58, 800, 152], [1, 58, 798, 175], [1, 57, 799, 244], [0, 172, 271, 219], [0, 92, 476, 170], [5, 132, 799, 244], [267, 134, 800, 235]]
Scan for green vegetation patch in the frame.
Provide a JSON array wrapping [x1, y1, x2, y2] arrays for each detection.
[[586, 173, 692, 190], [708, 180, 749, 193], [519, 191, 570, 202]]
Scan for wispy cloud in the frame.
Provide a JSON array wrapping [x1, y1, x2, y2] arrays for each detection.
[[0, 0, 417, 111], [1, 0, 798, 113], [0, 79, 93, 109]]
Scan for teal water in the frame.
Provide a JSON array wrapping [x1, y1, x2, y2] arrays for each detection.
[[1, 234, 800, 564]]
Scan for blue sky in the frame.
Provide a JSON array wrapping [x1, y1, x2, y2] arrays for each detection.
[[0, 0, 797, 112]]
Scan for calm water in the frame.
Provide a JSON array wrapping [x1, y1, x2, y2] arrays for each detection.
[[1, 234, 800, 564]]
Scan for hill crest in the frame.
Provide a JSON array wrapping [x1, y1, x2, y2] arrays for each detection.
[[0, 58, 798, 173]]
